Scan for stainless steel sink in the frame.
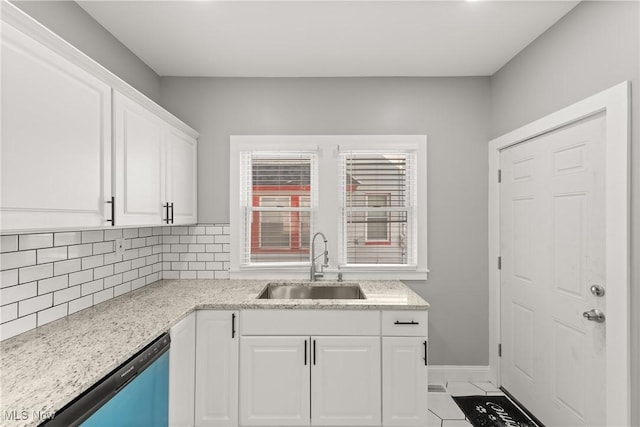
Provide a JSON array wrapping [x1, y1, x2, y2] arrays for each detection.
[[257, 283, 365, 300]]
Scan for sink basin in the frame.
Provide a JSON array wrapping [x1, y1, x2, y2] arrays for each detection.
[[257, 283, 365, 300]]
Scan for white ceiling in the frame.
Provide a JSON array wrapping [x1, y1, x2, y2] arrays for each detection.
[[77, 1, 579, 78]]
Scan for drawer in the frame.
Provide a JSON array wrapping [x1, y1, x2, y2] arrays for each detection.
[[381, 310, 428, 336], [240, 309, 380, 336]]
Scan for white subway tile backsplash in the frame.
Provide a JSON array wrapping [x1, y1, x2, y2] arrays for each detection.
[[69, 269, 93, 287], [1, 250, 36, 270], [37, 247, 67, 264], [19, 234, 53, 251], [81, 230, 104, 244], [54, 286, 81, 305], [93, 241, 114, 255], [0, 269, 19, 289], [1, 282, 38, 304], [1, 235, 18, 253], [20, 263, 53, 283], [54, 259, 81, 276], [123, 228, 138, 239], [81, 279, 103, 296], [68, 244, 92, 259], [103, 229, 123, 241], [93, 288, 113, 305], [54, 232, 81, 247], [19, 293, 52, 316], [2, 223, 230, 341], [68, 295, 92, 315], [113, 282, 131, 297], [38, 276, 68, 294], [81, 255, 104, 270], [0, 314, 36, 340], [104, 274, 123, 289], [37, 304, 67, 326], [94, 265, 114, 280], [1, 303, 18, 323]]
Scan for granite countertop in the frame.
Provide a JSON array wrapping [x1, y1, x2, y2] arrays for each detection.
[[0, 279, 428, 427]]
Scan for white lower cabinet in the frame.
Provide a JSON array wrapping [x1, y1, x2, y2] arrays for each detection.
[[169, 313, 196, 427], [239, 337, 310, 426], [312, 337, 381, 426], [195, 311, 239, 427], [382, 337, 428, 426]]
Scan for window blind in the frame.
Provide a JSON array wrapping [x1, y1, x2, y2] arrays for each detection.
[[240, 152, 316, 265], [340, 151, 416, 266]]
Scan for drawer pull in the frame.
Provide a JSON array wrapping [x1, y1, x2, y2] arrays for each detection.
[[394, 320, 419, 325]]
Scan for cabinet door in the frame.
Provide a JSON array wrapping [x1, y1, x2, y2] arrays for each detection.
[[1, 23, 111, 230], [239, 336, 310, 426], [195, 311, 239, 427], [166, 126, 197, 225], [311, 337, 381, 426], [169, 313, 196, 427], [113, 91, 165, 226], [382, 337, 428, 426]]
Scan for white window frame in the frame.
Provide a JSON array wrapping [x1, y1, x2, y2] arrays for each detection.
[[229, 135, 428, 280]]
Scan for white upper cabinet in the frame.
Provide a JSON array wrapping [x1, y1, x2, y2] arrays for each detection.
[[166, 126, 198, 225], [1, 22, 112, 231], [113, 91, 166, 226], [1, 2, 199, 231]]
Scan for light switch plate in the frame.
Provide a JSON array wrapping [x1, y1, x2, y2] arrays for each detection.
[[115, 238, 125, 255]]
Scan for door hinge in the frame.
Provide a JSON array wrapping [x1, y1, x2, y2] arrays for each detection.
[[498, 343, 502, 357], [497, 256, 502, 270], [498, 169, 502, 183]]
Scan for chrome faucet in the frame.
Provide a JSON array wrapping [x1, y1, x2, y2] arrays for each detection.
[[310, 232, 329, 281]]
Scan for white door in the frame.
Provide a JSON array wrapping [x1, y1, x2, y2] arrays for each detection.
[[382, 337, 428, 426], [169, 313, 196, 427], [500, 113, 606, 426], [1, 23, 112, 230], [311, 336, 381, 426], [166, 126, 198, 225], [195, 311, 239, 427], [239, 336, 310, 426], [113, 91, 165, 226]]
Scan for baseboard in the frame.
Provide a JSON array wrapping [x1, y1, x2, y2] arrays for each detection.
[[428, 365, 491, 384]]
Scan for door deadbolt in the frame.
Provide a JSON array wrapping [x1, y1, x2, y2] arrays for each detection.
[[590, 284, 605, 297]]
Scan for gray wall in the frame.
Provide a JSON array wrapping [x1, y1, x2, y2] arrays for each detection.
[[11, 0, 161, 103], [161, 77, 491, 365], [490, 1, 640, 424]]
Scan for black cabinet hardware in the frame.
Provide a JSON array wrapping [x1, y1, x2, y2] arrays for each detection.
[[313, 339, 316, 365], [304, 339, 308, 366], [423, 340, 428, 366], [170, 202, 174, 224], [394, 320, 419, 325], [163, 203, 170, 224], [231, 313, 236, 338], [106, 196, 115, 226]]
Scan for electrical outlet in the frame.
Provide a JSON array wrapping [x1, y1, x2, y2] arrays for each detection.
[[115, 238, 125, 255]]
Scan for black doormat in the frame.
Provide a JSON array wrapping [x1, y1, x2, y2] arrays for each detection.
[[453, 395, 541, 427]]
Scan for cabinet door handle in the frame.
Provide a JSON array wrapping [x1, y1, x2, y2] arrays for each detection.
[[304, 339, 308, 366], [313, 339, 316, 365], [423, 340, 428, 366], [231, 313, 236, 338], [394, 320, 419, 325], [163, 203, 170, 224], [106, 196, 115, 226], [170, 202, 174, 224]]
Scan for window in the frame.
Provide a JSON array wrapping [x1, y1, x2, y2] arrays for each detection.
[[230, 136, 427, 280]]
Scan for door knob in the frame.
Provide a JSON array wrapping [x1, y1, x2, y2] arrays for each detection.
[[590, 284, 605, 297], [583, 309, 605, 323]]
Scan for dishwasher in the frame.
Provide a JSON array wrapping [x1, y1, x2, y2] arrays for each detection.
[[44, 333, 170, 427]]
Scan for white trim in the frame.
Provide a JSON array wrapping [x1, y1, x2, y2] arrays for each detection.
[[428, 365, 491, 385], [488, 81, 630, 426], [1, 0, 199, 139]]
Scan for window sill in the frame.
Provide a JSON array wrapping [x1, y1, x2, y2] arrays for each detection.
[[230, 266, 428, 281]]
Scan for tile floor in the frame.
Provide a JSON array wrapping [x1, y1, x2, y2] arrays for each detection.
[[428, 381, 505, 427]]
